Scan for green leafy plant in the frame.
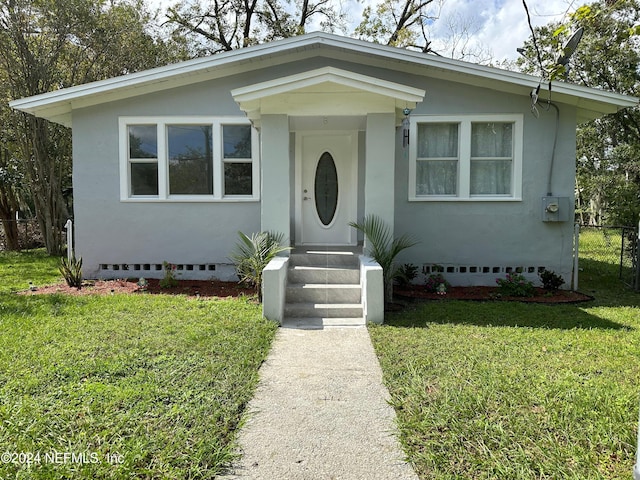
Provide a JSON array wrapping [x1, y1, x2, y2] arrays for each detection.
[[160, 262, 179, 289], [496, 272, 534, 297], [349, 215, 418, 304], [59, 255, 83, 289], [425, 272, 450, 293], [137, 277, 149, 292], [539, 269, 565, 291], [229, 231, 291, 301], [395, 263, 419, 287]]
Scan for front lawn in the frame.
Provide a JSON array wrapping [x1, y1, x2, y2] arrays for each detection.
[[0, 249, 61, 294], [371, 255, 640, 478], [0, 250, 277, 479]]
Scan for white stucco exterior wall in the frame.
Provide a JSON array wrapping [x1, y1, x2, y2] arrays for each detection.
[[261, 114, 291, 243], [392, 76, 578, 287], [365, 113, 396, 239], [71, 79, 261, 280]]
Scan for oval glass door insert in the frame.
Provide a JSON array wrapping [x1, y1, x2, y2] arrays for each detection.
[[314, 152, 338, 226]]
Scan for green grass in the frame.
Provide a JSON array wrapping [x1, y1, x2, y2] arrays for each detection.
[[371, 235, 640, 479], [0, 249, 62, 293], [0, 250, 277, 479]]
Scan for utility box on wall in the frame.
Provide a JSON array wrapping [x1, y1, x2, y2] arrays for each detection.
[[542, 196, 570, 222]]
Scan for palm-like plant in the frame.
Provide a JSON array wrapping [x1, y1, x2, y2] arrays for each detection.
[[349, 215, 418, 304], [59, 255, 83, 289], [229, 231, 291, 301]]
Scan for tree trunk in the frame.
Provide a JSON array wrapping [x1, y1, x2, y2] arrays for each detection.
[[384, 278, 394, 306], [20, 115, 69, 256], [0, 148, 21, 250], [0, 218, 20, 250]]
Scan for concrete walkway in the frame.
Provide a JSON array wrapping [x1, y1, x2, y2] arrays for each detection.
[[220, 326, 418, 480]]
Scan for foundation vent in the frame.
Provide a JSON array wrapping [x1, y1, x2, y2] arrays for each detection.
[[100, 263, 217, 273], [422, 265, 547, 275]]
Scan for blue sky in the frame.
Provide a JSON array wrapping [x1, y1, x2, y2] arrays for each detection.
[[426, 0, 574, 61], [149, 0, 573, 62]]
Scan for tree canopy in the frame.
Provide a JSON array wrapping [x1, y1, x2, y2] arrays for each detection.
[[0, 0, 188, 253], [165, 0, 347, 55], [163, 0, 449, 54], [516, 0, 640, 226]]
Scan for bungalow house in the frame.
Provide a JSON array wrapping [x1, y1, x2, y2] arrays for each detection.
[[11, 32, 637, 325]]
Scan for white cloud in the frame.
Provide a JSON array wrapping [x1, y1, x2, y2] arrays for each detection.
[[418, 0, 573, 61], [471, 0, 573, 61]]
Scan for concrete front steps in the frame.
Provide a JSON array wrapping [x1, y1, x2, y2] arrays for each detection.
[[282, 248, 365, 329]]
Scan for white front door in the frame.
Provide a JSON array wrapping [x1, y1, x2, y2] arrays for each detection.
[[296, 132, 357, 245]]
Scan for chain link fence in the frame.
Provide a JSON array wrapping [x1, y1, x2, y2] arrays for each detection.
[[0, 219, 44, 251], [579, 224, 639, 290], [621, 226, 639, 289]]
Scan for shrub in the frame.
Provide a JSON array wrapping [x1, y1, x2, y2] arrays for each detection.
[[425, 273, 450, 293], [539, 269, 565, 291], [229, 231, 291, 300], [349, 215, 418, 304], [160, 262, 179, 289], [395, 263, 419, 287], [59, 255, 83, 289], [496, 272, 534, 297], [137, 277, 149, 291]]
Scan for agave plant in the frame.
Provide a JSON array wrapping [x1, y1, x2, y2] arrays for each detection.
[[349, 215, 418, 304], [229, 231, 291, 300]]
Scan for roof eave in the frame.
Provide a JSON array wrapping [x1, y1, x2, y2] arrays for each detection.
[[9, 32, 638, 126]]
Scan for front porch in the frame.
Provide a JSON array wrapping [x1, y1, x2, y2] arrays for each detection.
[[232, 67, 425, 325], [231, 66, 425, 247]]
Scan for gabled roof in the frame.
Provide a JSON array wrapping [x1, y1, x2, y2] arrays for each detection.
[[10, 32, 638, 127], [231, 66, 426, 126]]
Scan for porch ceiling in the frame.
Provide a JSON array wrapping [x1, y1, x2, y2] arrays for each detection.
[[231, 66, 426, 127]]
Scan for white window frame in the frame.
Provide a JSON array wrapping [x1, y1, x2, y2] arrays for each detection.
[[409, 114, 523, 201], [119, 116, 260, 202]]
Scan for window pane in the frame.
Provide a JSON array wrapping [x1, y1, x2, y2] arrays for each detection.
[[471, 123, 513, 158], [168, 125, 213, 195], [224, 163, 252, 195], [223, 125, 252, 158], [416, 160, 457, 195], [129, 125, 157, 158], [130, 163, 158, 195], [417, 123, 458, 158], [471, 160, 512, 195]]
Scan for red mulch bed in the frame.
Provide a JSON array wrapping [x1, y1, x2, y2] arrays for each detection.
[[18, 278, 255, 298], [20, 280, 593, 304], [395, 285, 593, 304]]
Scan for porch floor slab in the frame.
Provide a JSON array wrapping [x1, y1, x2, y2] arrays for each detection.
[[281, 316, 365, 329], [219, 327, 417, 480]]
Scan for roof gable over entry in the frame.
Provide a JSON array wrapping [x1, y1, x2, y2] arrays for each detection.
[[9, 32, 638, 127], [231, 67, 426, 126]]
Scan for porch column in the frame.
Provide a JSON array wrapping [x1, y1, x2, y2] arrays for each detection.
[[365, 112, 396, 239], [260, 114, 290, 245]]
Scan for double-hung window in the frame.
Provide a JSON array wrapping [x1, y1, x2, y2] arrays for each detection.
[[222, 124, 253, 195], [128, 125, 159, 196], [120, 117, 259, 201], [415, 122, 459, 196], [409, 114, 523, 201]]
